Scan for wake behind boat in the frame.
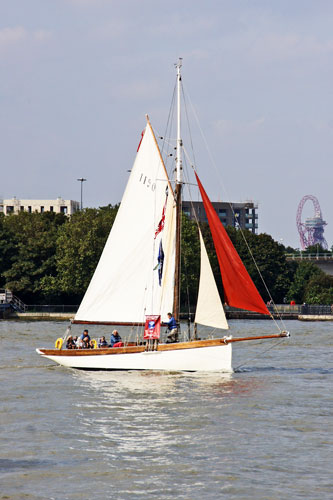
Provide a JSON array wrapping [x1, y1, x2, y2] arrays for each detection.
[[37, 59, 289, 372]]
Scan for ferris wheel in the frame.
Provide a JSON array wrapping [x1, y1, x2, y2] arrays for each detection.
[[296, 195, 328, 250]]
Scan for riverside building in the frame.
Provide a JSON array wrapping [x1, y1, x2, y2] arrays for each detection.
[[0, 197, 80, 216], [182, 200, 258, 233]]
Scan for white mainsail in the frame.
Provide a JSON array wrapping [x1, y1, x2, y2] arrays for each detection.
[[194, 229, 229, 330], [75, 119, 176, 324]]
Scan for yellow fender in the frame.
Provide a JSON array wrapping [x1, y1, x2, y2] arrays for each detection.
[[55, 338, 63, 350], [91, 339, 97, 349]]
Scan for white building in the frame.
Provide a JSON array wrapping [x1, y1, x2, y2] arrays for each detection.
[[0, 197, 80, 216]]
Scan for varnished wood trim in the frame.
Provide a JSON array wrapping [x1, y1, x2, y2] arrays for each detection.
[[38, 333, 288, 357], [227, 333, 289, 343], [38, 338, 227, 357], [157, 338, 227, 351], [72, 320, 145, 326], [39, 345, 146, 356]]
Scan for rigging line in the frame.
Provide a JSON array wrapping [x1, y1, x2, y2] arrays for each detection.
[[182, 83, 286, 332], [182, 161, 201, 229], [230, 228, 287, 331], [160, 78, 176, 157], [182, 145, 196, 170], [158, 78, 177, 182], [181, 79, 197, 168], [182, 163, 201, 339], [181, 157, 199, 324], [233, 338, 287, 371], [182, 237, 194, 323]]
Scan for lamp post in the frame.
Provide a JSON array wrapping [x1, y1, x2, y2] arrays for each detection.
[[77, 178, 87, 210]]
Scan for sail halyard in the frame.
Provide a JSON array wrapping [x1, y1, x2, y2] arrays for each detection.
[[74, 118, 176, 325], [195, 172, 270, 316]]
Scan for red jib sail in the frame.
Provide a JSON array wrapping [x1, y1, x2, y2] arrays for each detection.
[[195, 172, 269, 315]]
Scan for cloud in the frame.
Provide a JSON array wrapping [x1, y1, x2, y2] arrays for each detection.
[[0, 26, 27, 48], [0, 26, 52, 55]]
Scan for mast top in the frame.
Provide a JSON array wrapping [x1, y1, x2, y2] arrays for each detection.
[[175, 57, 183, 70]]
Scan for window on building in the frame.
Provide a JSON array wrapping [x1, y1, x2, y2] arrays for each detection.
[[20, 206, 24, 211], [28, 206, 32, 213], [40, 206, 44, 213], [50, 206, 54, 212], [218, 209, 227, 216], [6, 206, 14, 214], [60, 206, 68, 215]]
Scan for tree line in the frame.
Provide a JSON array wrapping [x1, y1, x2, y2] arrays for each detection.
[[0, 208, 332, 306]]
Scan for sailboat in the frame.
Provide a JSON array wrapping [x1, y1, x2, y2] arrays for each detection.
[[37, 60, 289, 372]]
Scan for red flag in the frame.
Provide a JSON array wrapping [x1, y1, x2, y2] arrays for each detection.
[[144, 315, 161, 339], [154, 187, 168, 239]]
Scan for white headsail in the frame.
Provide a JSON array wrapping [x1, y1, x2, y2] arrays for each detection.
[[194, 229, 229, 330], [75, 119, 176, 324]]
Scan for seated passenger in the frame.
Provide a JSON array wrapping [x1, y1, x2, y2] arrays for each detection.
[[82, 335, 91, 349], [98, 336, 108, 348], [80, 329, 90, 342], [66, 336, 76, 349], [75, 336, 84, 349], [110, 330, 123, 347]]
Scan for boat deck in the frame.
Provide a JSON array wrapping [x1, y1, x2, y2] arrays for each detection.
[[38, 338, 230, 356]]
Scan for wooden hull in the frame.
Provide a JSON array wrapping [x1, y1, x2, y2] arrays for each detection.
[[36, 339, 233, 372]]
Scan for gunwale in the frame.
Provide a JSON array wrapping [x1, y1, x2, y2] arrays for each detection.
[[37, 333, 288, 357], [38, 338, 229, 357]]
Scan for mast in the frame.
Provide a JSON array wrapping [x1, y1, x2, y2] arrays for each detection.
[[173, 58, 183, 322]]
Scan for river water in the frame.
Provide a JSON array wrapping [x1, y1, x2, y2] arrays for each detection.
[[0, 319, 332, 499]]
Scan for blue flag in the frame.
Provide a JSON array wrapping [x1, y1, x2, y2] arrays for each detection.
[[157, 240, 164, 286]]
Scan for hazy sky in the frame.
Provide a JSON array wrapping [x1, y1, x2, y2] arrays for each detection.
[[1, 0, 333, 249]]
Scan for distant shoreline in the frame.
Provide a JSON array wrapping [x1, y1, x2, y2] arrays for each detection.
[[5, 311, 333, 322]]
